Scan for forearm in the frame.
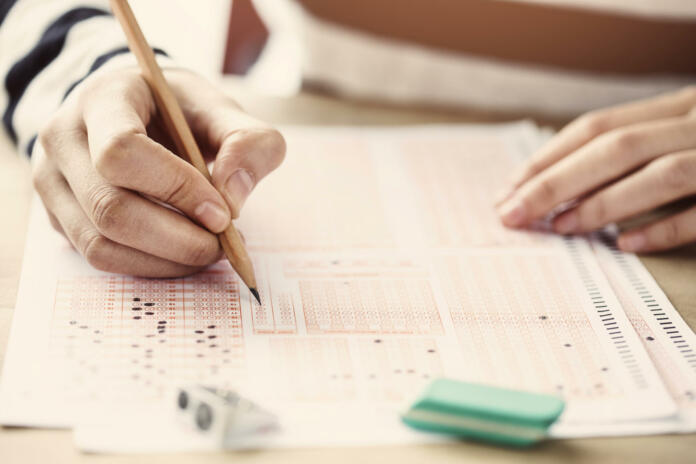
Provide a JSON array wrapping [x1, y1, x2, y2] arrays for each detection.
[[296, 0, 696, 75]]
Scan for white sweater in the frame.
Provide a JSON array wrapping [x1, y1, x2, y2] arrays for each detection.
[[251, 0, 696, 117], [0, 0, 175, 157]]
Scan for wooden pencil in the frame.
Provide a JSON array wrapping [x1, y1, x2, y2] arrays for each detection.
[[109, 0, 261, 304]]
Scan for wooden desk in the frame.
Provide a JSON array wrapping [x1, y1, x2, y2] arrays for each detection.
[[1, 82, 694, 463]]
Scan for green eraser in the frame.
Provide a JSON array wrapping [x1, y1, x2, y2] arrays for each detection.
[[402, 378, 565, 447]]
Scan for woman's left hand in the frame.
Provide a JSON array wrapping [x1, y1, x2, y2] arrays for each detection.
[[497, 86, 696, 252]]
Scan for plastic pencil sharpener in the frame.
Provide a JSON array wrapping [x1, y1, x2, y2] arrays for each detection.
[[176, 385, 278, 447]]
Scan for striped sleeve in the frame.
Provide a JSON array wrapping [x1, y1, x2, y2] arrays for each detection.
[[0, 0, 171, 157]]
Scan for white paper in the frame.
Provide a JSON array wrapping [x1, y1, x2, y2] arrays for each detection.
[[588, 229, 696, 433], [0, 123, 691, 453]]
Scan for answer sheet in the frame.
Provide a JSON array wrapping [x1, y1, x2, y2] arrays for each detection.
[[1, 123, 694, 452]]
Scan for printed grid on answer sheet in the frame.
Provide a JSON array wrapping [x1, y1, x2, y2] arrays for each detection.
[[1, 124, 692, 450]]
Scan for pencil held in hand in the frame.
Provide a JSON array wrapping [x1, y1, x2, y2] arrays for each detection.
[[109, 0, 261, 304]]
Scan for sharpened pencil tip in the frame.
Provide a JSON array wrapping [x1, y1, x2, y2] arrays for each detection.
[[249, 288, 261, 305]]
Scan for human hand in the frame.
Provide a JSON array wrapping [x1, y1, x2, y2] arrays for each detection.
[[33, 67, 285, 277], [497, 86, 696, 252]]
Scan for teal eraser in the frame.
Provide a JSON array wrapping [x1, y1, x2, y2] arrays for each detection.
[[402, 378, 565, 447]]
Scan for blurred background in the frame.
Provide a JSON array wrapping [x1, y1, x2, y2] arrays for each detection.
[[83, 0, 696, 119]]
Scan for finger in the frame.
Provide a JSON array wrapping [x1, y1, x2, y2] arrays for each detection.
[[553, 150, 696, 234], [46, 210, 65, 236], [507, 86, 696, 192], [32, 152, 66, 236], [212, 127, 286, 217], [618, 205, 696, 253], [34, 151, 206, 277], [498, 117, 696, 227], [82, 80, 231, 233], [40, 123, 222, 267], [163, 72, 286, 217]]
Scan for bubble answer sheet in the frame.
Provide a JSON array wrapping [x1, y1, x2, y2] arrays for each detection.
[[1, 123, 695, 453]]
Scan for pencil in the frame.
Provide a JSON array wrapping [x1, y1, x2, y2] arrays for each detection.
[[109, 0, 261, 305]]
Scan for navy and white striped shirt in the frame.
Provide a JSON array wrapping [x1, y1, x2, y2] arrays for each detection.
[[0, 0, 169, 157]]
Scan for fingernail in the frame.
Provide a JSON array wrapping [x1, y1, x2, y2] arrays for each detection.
[[555, 212, 579, 234], [195, 201, 230, 232], [619, 233, 646, 252], [225, 169, 255, 216], [498, 198, 527, 227]]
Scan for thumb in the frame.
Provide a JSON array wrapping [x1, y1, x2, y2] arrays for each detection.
[[211, 127, 286, 218]]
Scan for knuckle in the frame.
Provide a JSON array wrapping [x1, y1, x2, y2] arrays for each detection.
[[181, 239, 217, 266], [80, 70, 137, 101], [533, 178, 558, 204], [38, 116, 86, 162], [88, 185, 126, 235], [262, 128, 287, 169], [607, 129, 640, 155], [77, 71, 109, 98], [577, 111, 609, 137], [31, 158, 51, 194], [80, 230, 112, 271], [656, 156, 692, 192], [37, 119, 61, 155], [217, 126, 287, 175], [94, 131, 138, 178], [160, 172, 190, 206]]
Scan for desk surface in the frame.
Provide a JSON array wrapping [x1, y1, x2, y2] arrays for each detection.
[[1, 81, 694, 463]]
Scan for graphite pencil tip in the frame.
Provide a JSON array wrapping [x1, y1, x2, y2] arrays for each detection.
[[249, 287, 261, 305]]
